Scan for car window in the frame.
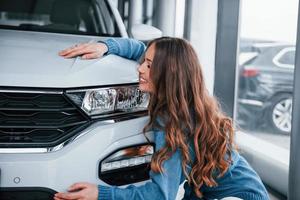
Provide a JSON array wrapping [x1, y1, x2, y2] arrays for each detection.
[[273, 47, 295, 69], [278, 49, 295, 66], [97, 0, 116, 35], [0, 0, 121, 36]]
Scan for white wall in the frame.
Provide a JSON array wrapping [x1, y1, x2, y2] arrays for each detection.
[[189, 0, 218, 94], [154, 0, 177, 36]]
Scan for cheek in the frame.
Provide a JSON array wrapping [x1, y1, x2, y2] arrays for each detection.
[[147, 70, 154, 93], [138, 66, 154, 93], [145, 68, 151, 79], [147, 81, 155, 93]]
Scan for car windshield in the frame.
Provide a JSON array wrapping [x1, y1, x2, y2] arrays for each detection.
[[0, 0, 121, 36]]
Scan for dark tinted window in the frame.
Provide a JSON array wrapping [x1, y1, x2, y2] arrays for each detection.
[[278, 49, 295, 66], [0, 0, 121, 36]]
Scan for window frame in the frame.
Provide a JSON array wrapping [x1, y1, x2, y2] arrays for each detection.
[[288, 1, 300, 198]]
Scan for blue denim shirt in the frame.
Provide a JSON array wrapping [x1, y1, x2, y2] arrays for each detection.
[[98, 38, 269, 200]]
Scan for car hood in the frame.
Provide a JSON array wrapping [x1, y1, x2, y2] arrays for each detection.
[[0, 29, 139, 88]]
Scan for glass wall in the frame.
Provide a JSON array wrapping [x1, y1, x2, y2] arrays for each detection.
[[234, 0, 299, 197], [236, 0, 298, 149]]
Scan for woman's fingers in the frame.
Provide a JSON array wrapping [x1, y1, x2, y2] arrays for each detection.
[[53, 196, 66, 200], [68, 182, 88, 192], [62, 47, 92, 58], [59, 43, 88, 56], [59, 43, 108, 60], [55, 191, 82, 200], [82, 52, 101, 59], [54, 183, 98, 200]]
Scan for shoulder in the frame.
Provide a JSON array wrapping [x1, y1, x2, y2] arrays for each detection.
[[229, 150, 240, 169], [153, 129, 166, 151]]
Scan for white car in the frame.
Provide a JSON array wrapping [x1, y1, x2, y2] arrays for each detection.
[[0, 0, 159, 199]]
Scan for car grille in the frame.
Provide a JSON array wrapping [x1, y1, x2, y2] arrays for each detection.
[[0, 90, 89, 148]]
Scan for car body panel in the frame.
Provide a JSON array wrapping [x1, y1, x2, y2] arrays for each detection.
[[0, 29, 138, 88]]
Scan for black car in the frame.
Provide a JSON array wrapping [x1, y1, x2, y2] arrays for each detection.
[[237, 41, 294, 135]]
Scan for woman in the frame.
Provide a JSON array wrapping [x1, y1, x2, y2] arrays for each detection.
[[55, 37, 269, 200]]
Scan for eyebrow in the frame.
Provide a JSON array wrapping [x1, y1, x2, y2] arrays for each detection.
[[146, 58, 153, 63]]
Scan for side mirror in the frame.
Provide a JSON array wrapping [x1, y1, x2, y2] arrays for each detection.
[[130, 24, 162, 41]]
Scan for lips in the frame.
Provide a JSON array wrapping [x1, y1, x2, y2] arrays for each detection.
[[139, 76, 148, 84]]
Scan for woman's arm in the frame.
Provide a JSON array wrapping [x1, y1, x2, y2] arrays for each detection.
[[59, 38, 146, 61], [102, 38, 146, 61]]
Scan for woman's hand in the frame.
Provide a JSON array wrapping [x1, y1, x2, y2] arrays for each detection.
[[59, 42, 108, 59], [54, 182, 98, 200]]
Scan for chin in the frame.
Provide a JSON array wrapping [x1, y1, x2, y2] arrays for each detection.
[[139, 85, 151, 93], [139, 86, 147, 92]]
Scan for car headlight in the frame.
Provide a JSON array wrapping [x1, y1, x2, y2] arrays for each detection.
[[66, 85, 149, 117]]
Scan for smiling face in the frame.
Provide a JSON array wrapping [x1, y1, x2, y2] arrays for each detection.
[[138, 44, 155, 93]]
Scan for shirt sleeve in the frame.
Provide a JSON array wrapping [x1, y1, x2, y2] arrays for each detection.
[[101, 38, 146, 61], [98, 130, 184, 200]]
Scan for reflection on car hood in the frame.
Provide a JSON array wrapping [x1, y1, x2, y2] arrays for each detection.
[[0, 29, 138, 88]]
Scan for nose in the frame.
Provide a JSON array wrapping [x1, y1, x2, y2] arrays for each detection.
[[138, 63, 146, 73]]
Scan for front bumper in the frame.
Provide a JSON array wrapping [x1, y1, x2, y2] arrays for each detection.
[[0, 117, 153, 195]]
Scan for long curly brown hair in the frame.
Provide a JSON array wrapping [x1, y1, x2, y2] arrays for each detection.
[[143, 37, 235, 197]]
